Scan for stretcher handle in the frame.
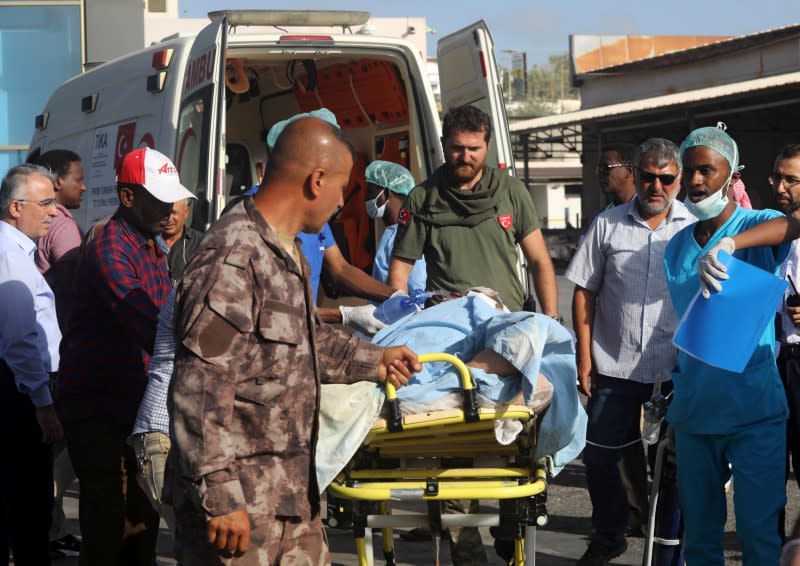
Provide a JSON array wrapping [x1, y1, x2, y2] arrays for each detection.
[[385, 352, 479, 432]]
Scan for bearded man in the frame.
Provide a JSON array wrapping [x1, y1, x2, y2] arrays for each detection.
[[388, 104, 558, 317]]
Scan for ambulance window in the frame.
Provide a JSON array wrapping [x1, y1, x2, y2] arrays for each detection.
[[176, 87, 211, 200]]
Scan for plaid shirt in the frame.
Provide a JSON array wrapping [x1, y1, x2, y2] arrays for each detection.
[[59, 211, 171, 426]]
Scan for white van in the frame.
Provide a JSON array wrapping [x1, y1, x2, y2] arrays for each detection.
[[28, 10, 516, 277]]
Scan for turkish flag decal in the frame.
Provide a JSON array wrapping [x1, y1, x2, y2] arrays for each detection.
[[498, 214, 513, 230], [397, 207, 412, 226]]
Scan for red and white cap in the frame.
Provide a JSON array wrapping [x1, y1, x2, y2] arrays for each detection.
[[117, 147, 196, 203]]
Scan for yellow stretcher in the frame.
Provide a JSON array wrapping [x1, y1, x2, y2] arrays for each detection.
[[326, 353, 549, 566]]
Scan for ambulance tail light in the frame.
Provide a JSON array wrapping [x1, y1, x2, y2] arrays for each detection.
[[478, 51, 487, 78], [152, 48, 174, 70]]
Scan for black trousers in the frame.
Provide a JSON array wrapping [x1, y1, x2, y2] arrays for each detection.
[[778, 347, 800, 490], [0, 360, 53, 566], [60, 400, 159, 566]]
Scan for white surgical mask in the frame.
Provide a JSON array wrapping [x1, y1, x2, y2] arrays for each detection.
[[684, 184, 729, 221], [365, 191, 387, 219]]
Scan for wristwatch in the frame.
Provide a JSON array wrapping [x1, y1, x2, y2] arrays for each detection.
[[549, 314, 565, 325]]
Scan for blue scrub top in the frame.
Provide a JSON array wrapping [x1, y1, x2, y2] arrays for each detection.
[[298, 223, 336, 303], [244, 186, 334, 302], [663, 206, 790, 434], [372, 224, 427, 294]]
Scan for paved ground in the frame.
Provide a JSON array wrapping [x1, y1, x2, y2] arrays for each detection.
[[45, 460, 800, 565], [35, 272, 800, 564]]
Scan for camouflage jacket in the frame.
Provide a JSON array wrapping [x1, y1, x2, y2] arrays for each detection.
[[170, 197, 383, 520]]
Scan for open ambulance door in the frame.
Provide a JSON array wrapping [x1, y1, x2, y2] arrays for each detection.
[[437, 20, 515, 175], [175, 16, 227, 231]]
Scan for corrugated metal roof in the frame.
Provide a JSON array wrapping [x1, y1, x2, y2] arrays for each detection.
[[510, 71, 800, 133], [578, 23, 800, 75]]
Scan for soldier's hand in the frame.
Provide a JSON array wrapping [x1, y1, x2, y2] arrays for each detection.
[[378, 346, 421, 389], [35, 404, 63, 444], [207, 508, 250, 557]]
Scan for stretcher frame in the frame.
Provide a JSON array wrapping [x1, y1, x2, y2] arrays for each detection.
[[326, 353, 549, 566]]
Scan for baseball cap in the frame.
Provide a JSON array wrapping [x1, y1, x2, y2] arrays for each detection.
[[117, 147, 196, 203]]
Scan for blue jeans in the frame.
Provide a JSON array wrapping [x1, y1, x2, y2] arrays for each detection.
[[583, 374, 671, 546]]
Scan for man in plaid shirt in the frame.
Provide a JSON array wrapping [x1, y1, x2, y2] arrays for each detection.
[[58, 147, 196, 566]]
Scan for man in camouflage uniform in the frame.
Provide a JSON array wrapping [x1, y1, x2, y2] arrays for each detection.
[[168, 116, 420, 565]]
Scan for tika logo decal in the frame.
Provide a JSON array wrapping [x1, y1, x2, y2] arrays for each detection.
[[397, 207, 412, 226], [158, 162, 178, 175], [498, 214, 512, 230]]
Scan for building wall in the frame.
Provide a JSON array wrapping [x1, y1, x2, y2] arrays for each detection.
[[0, 1, 83, 172]]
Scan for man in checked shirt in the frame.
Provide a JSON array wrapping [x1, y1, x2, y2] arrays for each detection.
[[566, 138, 694, 565], [58, 147, 196, 566]]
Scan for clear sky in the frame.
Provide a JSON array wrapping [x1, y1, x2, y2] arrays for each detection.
[[179, 0, 800, 66]]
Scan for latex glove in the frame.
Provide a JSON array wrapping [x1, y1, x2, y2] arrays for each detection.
[[698, 236, 736, 298], [339, 304, 387, 335]]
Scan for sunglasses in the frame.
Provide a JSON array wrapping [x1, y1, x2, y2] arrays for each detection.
[[638, 169, 677, 186], [596, 162, 630, 176]]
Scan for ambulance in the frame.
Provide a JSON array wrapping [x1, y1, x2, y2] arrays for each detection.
[[28, 10, 517, 278]]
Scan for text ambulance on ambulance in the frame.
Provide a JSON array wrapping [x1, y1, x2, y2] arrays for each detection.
[[28, 10, 528, 288]]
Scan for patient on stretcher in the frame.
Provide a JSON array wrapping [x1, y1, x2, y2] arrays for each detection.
[[316, 291, 587, 489]]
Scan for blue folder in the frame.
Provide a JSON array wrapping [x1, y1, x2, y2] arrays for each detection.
[[673, 251, 787, 373]]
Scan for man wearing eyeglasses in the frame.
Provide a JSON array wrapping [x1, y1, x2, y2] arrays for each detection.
[[597, 145, 637, 208], [0, 163, 63, 565], [566, 138, 693, 565], [772, 145, 800, 531]]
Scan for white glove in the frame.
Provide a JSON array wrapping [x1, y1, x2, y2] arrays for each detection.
[[339, 304, 387, 335], [698, 237, 736, 298]]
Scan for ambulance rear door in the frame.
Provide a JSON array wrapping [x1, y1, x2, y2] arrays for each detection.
[[176, 16, 227, 229], [437, 20, 514, 174]]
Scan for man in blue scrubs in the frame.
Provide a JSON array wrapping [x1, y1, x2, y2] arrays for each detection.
[[663, 124, 789, 565], [364, 160, 426, 293]]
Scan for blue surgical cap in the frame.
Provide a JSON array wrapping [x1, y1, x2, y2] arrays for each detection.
[[679, 122, 739, 174], [267, 108, 339, 149], [365, 160, 416, 196]]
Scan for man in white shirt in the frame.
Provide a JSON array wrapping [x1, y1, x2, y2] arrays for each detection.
[[0, 163, 63, 565], [773, 144, 800, 519]]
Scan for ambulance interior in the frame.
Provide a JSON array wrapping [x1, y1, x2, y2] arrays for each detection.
[[198, 49, 433, 279]]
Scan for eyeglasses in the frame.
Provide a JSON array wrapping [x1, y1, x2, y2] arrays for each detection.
[[769, 173, 800, 190], [638, 169, 678, 186], [596, 162, 630, 176], [14, 198, 57, 209]]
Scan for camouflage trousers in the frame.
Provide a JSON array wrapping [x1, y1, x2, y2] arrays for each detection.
[[175, 510, 330, 566]]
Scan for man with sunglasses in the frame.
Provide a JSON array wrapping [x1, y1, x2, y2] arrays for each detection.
[[597, 145, 637, 208], [566, 138, 693, 565]]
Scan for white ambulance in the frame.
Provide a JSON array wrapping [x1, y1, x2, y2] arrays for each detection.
[[28, 10, 516, 275]]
